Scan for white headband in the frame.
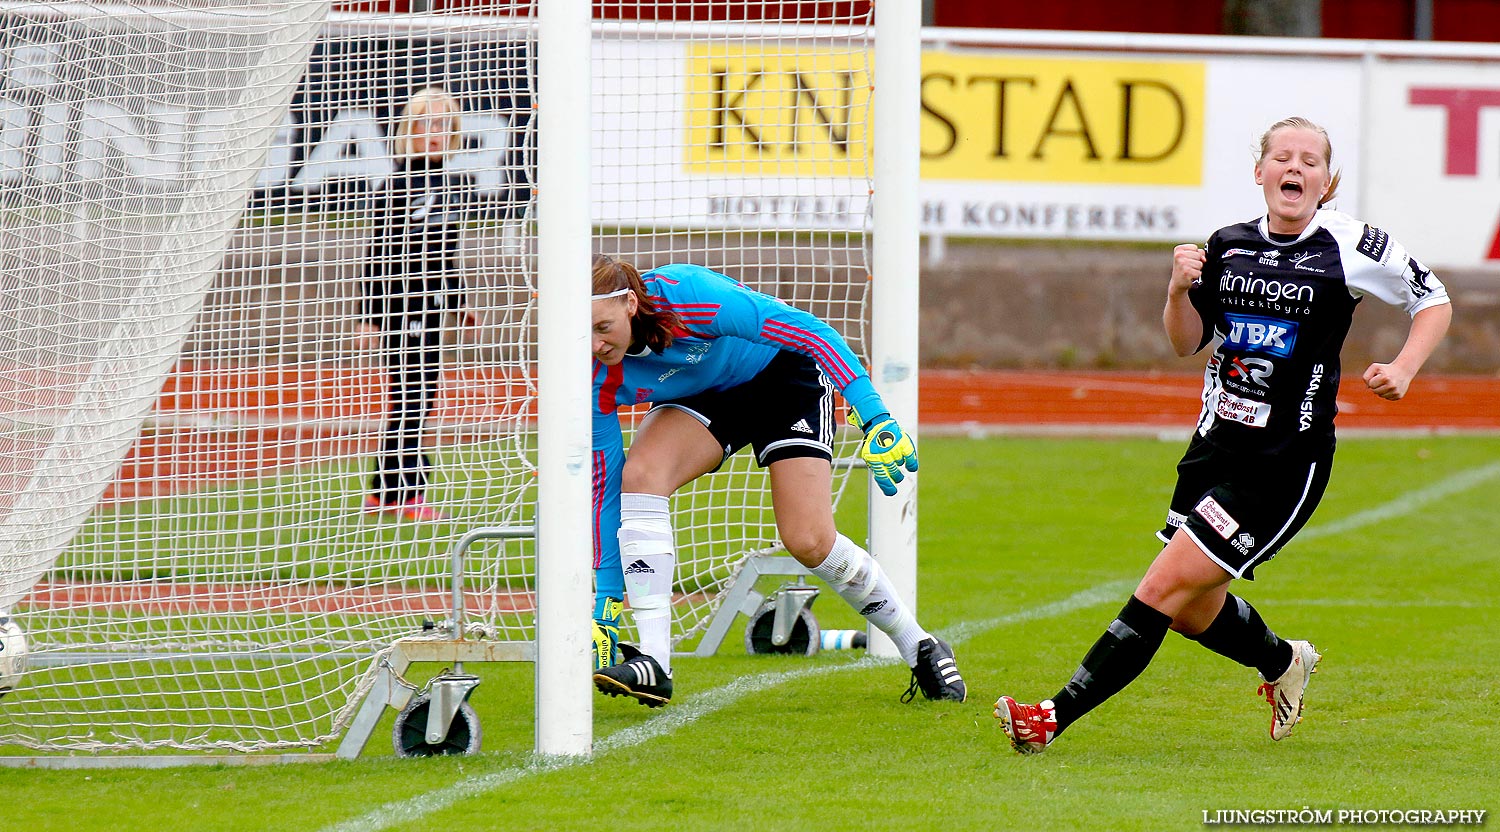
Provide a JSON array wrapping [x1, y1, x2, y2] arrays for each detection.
[[590, 287, 632, 301]]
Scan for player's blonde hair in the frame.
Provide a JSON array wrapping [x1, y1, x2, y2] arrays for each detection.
[[394, 85, 463, 159], [1258, 116, 1342, 207]]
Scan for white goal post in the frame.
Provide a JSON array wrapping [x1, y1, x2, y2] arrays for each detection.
[[0, 0, 918, 762]]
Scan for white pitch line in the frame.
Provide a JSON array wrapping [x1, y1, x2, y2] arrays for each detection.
[[323, 456, 1500, 832], [939, 580, 1136, 646], [1296, 458, 1500, 541], [1273, 598, 1493, 608], [319, 580, 1132, 832]]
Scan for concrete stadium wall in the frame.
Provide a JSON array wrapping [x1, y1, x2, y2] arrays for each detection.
[[921, 240, 1499, 374]]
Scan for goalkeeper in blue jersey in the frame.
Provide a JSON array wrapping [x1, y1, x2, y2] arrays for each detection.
[[588, 254, 965, 707]]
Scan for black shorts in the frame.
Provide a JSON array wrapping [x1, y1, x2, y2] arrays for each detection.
[[651, 351, 834, 470], [1157, 434, 1333, 580]]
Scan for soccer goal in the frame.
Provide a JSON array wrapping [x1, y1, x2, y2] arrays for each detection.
[[0, 0, 918, 762]]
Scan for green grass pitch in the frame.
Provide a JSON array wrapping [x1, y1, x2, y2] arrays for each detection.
[[4, 434, 1498, 831]]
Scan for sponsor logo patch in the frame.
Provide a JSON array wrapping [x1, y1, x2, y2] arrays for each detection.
[[1232, 532, 1256, 555], [1357, 223, 1390, 263], [1219, 269, 1314, 304], [1289, 251, 1325, 273], [1214, 389, 1271, 427], [1227, 356, 1275, 388], [1194, 495, 1241, 539], [683, 341, 711, 364], [1258, 249, 1281, 266], [1223, 314, 1298, 358], [1224, 248, 1259, 259], [1406, 256, 1435, 298], [1299, 363, 1325, 432]]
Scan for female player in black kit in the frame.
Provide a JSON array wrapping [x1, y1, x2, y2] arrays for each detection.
[[995, 116, 1453, 753], [357, 86, 477, 522]]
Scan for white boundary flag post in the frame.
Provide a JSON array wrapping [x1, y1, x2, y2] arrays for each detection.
[[868, 0, 922, 657], [535, 0, 593, 757]]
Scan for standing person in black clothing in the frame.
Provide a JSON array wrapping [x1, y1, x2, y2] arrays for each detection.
[[357, 86, 476, 522], [994, 116, 1453, 753]]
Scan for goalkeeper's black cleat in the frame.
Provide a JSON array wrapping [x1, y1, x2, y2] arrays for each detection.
[[593, 643, 673, 707], [901, 637, 967, 703]]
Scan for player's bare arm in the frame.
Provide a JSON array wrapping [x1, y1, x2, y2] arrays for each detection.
[[1164, 243, 1207, 357], [1364, 302, 1453, 401]]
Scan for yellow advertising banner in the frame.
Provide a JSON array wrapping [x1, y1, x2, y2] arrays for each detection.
[[684, 45, 871, 177], [920, 52, 1204, 184], [685, 45, 1203, 184]]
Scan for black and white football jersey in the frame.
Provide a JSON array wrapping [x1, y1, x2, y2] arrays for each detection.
[[1188, 209, 1450, 454]]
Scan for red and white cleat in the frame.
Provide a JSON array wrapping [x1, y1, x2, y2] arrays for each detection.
[[994, 695, 1058, 754], [1258, 639, 1321, 741]]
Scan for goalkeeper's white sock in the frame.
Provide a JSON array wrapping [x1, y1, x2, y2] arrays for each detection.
[[619, 492, 675, 675], [810, 534, 928, 666]]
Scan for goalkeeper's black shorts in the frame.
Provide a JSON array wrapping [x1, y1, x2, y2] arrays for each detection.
[[651, 351, 834, 471], [1156, 433, 1333, 580]]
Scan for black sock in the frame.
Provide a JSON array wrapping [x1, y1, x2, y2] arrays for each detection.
[[1051, 595, 1173, 735], [1183, 593, 1293, 681]]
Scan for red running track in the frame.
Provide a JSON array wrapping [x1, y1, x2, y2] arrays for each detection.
[[920, 370, 1500, 433], [104, 366, 1500, 501]]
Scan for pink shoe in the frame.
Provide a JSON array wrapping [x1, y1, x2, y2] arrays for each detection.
[[363, 496, 399, 516], [397, 496, 446, 522]]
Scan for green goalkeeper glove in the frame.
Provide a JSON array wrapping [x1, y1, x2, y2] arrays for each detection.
[[848, 405, 918, 497]]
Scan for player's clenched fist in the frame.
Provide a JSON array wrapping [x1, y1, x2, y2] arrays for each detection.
[[1362, 361, 1414, 401], [1169, 244, 1207, 295]]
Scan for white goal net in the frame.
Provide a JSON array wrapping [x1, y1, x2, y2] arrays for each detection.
[[0, 0, 875, 755]]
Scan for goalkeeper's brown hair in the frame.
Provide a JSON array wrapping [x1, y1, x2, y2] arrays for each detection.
[[592, 254, 682, 355]]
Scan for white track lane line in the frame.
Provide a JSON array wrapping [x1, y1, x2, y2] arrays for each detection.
[[323, 457, 1500, 832]]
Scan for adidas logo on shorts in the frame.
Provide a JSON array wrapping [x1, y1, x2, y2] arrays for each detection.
[[789, 418, 814, 434]]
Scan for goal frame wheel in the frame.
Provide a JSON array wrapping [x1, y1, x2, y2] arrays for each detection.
[[392, 691, 482, 758], [744, 604, 820, 657]]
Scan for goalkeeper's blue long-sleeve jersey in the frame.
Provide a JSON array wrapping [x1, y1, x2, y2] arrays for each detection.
[[592, 263, 886, 598]]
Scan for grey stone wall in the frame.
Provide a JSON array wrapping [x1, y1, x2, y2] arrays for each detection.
[[920, 240, 1499, 374]]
